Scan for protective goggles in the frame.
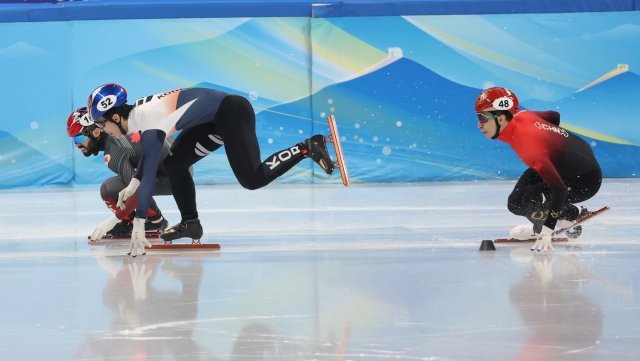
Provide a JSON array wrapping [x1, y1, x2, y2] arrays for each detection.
[[72, 134, 89, 145], [476, 112, 497, 124]]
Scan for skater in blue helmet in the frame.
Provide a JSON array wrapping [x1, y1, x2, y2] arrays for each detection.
[[87, 84, 335, 256]]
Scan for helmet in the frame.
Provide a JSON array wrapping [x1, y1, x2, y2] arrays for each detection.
[[474, 87, 519, 115], [66, 107, 92, 137], [87, 83, 127, 124]]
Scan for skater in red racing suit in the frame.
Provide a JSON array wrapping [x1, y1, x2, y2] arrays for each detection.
[[87, 84, 336, 256], [475, 87, 602, 252]]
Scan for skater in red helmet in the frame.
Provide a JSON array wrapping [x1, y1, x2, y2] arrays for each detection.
[[475, 87, 602, 251], [87, 84, 336, 256], [67, 107, 220, 242]]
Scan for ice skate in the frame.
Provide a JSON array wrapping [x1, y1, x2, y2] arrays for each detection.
[[556, 212, 582, 239], [152, 219, 220, 250], [326, 115, 350, 186], [160, 219, 204, 244], [89, 218, 165, 244], [553, 206, 609, 238], [104, 220, 132, 239], [145, 216, 168, 234], [563, 206, 591, 238], [509, 224, 536, 241], [305, 134, 334, 175], [495, 224, 568, 243]]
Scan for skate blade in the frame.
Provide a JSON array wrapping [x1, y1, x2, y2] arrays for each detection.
[[552, 206, 610, 235], [146, 243, 220, 250], [327, 115, 350, 186], [494, 237, 569, 243]]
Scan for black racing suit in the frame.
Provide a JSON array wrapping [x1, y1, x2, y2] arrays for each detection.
[[131, 89, 307, 222]]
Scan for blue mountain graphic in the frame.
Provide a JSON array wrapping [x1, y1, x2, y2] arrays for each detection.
[[326, 16, 576, 102], [261, 58, 639, 181], [260, 57, 522, 182], [0, 131, 72, 188], [554, 71, 640, 144]]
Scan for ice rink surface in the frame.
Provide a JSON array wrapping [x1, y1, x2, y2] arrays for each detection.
[[0, 179, 638, 361]]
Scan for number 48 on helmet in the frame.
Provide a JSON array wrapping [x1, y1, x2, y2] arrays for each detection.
[[474, 87, 519, 115]]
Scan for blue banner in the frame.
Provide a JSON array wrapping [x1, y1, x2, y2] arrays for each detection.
[[0, 4, 638, 188]]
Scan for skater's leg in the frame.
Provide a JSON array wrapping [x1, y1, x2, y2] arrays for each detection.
[[507, 168, 550, 216], [559, 169, 603, 221], [163, 123, 223, 221], [507, 168, 552, 233], [214, 95, 307, 190], [99, 177, 134, 237], [101, 176, 166, 231], [101, 177, 135, 221]]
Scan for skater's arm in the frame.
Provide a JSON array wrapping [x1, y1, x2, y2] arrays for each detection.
[[535, 161, 568, 230], [134, 129, 166, 219], [110, 142, 137, 185], [531, 110, 560, 126]]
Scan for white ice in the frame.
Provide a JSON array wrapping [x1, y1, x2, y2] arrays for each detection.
[[0, 179, 638, 360]]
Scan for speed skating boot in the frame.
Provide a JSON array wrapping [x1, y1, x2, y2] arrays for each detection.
[[160, 219, 203, 243], [105, 220, 133, 238], [305, 135, 334, 175]]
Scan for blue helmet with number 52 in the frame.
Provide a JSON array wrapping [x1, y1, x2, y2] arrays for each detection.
[[87, 83, 128, 126]]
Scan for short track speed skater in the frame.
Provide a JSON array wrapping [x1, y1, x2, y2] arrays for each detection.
[[326, 115, 350, 186]]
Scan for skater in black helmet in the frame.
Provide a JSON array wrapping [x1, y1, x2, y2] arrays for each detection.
[[67, 107, 220, 241], [474, 87, 602, 252], [87, 84, 335, 256]]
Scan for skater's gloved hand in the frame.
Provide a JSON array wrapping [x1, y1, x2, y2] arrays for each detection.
[[90, 215, 120, 241], [128, 217, 151, 257], [531, 225, 554, 252], [117, 178, 140, 210]]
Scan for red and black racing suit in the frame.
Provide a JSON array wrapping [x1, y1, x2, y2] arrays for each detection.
[[498, 110, 602, 232]]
